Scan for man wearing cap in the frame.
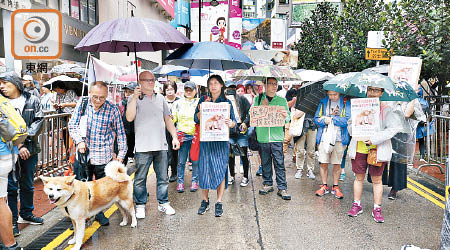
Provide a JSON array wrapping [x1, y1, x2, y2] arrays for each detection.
[[22, 75, 40, 98], [0, 71, 44, 236]]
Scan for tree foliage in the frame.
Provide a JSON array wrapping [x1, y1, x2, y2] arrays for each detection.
[[294, 0, 450, 94]]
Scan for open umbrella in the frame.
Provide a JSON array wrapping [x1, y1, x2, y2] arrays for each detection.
[[295, 80, 328, 115], [43, 75, 88, 96], [323, 72, 418, 101], [294, 69, 334, 82], [75, 16, 192, 96], [152, 65, 187, 76], [50, 64, 85, 75], [233, 65, 300, 82], [165, 42, 254, 71]]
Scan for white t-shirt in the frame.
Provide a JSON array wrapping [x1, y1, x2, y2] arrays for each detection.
[[9, 95, 26, 115], [327, 100, 342, 142]]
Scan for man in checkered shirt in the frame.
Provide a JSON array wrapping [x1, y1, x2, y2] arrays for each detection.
[[68, 81, 127, 226]]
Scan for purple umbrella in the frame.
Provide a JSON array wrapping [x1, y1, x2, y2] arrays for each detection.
[[75, 17, 191, 53], [75, 16, 192, 98]]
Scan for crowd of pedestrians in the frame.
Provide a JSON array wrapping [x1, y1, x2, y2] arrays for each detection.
[[0, 68, 430, 249]]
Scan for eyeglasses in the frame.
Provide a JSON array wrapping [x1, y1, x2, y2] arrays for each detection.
[[266, 82, 278, 86], [140, 79, 155, 83], [367, 88, 383, 93], [91, 95, 107, 101]]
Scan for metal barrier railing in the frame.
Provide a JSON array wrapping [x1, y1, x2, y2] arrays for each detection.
[[34, 113, 72, 178], [417, 111, 449, 177]]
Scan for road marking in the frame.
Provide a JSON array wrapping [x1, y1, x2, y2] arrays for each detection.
[[407, 177, 445, 201], [43, 169, 153, 250], [407, 182, 445, 209]]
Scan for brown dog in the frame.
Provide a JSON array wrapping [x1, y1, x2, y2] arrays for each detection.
[[40, 161, 136, 250]]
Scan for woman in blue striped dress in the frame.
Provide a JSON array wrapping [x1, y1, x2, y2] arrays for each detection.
[[194, 75, 236, 217]]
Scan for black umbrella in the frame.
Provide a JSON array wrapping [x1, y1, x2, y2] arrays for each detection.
[[43, 75, 88, 96], [295, 80, 327, 115]]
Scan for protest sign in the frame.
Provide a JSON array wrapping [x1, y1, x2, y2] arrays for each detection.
[[200, 102, 230, 141], [250, 106, 285, 127], [389, 56, 422, 89], [351, 98, 380, 138]]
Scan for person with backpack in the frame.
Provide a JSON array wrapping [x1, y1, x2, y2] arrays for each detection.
[[254, 77, 291, 200], [0, 71, 44, 237]]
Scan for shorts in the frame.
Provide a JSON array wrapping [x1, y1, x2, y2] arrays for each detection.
[[0, 154, 15, 198], [318, 141, 345, 165], [351, 152, 386, 176]]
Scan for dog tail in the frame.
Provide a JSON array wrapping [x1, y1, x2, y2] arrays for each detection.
[[104, 161, 130, 182]]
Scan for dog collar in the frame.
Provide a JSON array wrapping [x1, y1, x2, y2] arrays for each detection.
[[61, 193, 75, 215]]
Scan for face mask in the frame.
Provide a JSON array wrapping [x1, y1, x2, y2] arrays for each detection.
[[181, 79, 189, 83]]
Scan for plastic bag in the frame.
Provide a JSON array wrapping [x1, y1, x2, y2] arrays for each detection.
[[321, 120, 336, 154]]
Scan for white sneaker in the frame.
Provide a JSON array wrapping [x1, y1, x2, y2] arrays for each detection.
[[295, 170, 303, 179], [135, 204, 146, 219], [240, 177, 249, 187], [307, 170, 315, 179], [158, 202, 176, 215], [228, 176, 235, 185]]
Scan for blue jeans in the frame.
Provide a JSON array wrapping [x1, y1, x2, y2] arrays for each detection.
[[134, 151, 168, 205], [177, 139, 199, 185], [7, 154, 38, 220], [259, 142, 287, 190]]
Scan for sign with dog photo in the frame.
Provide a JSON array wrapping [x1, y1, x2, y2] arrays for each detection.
[[250, 105, 286, 127], [200, 102, 230, 141], [351, 98, 380, 138]]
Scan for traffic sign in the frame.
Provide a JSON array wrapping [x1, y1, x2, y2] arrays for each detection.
[[365, 48, 391, 60]]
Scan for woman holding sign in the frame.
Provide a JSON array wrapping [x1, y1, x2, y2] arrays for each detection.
[[194, 75, 236, 217], [347, 86, 401, 223]]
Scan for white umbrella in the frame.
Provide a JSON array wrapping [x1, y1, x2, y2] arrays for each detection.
[[294, 69, 334, 82], [50, 64, 85, 75]]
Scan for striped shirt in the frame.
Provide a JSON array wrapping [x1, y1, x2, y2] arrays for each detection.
[[69, 98, 127, 165]]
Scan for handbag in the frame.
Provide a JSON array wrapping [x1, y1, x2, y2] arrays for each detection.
[[189, 124, 200, 161], [367, 148, 383, 167], [289, 113, 305, 137]]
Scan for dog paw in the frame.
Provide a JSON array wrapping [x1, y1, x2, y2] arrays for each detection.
[[68, 237, 76, 245], [131, 222, 137, 228], [119, 221, 127, 227]]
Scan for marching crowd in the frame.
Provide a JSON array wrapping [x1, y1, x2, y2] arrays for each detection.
[[0, 69, 430, 249]]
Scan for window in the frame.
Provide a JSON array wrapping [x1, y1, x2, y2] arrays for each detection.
[[88, 0, 96, 25], [61, 0, 70, 15], [80, 0, 88, 22], [48, 0, 59, 8], [71, 0, 80, 19]]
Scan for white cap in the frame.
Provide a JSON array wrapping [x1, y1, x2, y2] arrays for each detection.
[[22, 75, 33, 81]]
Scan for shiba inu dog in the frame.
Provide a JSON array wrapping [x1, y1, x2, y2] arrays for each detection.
[[40, 161, 137, 250]]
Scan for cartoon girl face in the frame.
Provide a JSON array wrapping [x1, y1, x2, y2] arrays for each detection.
[[218, 19, 226, 28]]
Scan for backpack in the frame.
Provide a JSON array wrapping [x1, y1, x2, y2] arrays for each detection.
[[0, 95, 28, 146], [418, 98, 430, 116]]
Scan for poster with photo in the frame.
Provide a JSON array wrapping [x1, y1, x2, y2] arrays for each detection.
[[200, 102, 231, 141], [190, 1, 229, 43], [389, 56, 423, 89], [242, 18, 271, 50], [351, 98, 380, 138]]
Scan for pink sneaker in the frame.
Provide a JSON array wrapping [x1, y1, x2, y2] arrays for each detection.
[[190, 182, 199, 192], [372, 207, 384, 223], [347, 202, 363, 217], [176, 183, 184, 193]]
